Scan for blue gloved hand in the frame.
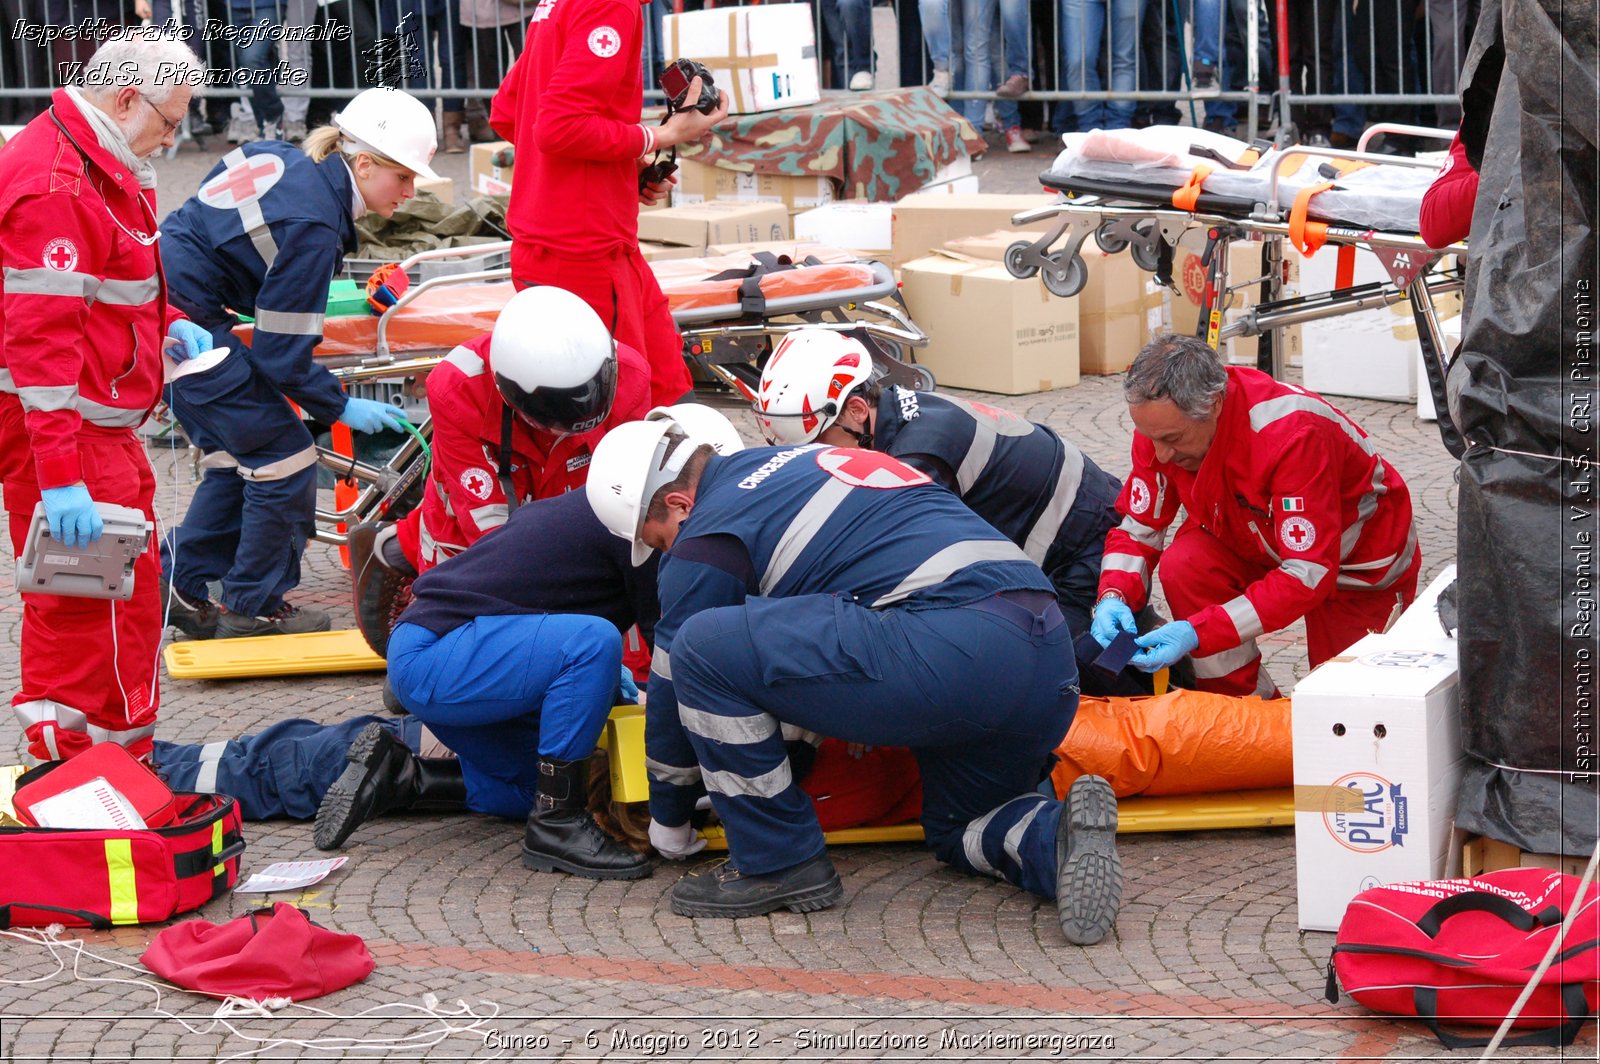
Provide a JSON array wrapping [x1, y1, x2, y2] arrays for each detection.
[[618, 665, 640, 704], [339, 397, 406, 434], [164, 319, 213, 362], [1129, 620, 1199, 673], [40, 483, 103, 548], [1090, 595, 1137, 648]]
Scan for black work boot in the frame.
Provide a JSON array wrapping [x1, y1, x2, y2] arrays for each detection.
[[314, 722, 467, 850], [521, 758, 651, 880], [349, 521, 416, 658], [160, 577, 219, 640], [1055, 774, 1123, 945], [669, 852, 842, 918], [215, 601, 332, 638]]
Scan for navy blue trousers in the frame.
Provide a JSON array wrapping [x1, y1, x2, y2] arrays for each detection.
[[671, 594, 1078, 896]]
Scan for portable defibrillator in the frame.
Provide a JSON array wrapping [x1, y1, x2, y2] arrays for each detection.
[[15, 501, 152, 600]]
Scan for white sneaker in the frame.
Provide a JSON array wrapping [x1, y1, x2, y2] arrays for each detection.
[[849, 70, 873, 92], [282, 119, 307, 143], [928, 69, 951, 97], [226, 112, 256, 144], [260, 121, 282, 141]]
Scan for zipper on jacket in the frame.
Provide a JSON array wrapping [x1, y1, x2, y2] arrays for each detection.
[[110, 323, 140, 400]]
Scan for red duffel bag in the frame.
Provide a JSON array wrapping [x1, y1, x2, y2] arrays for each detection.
[[1326, 867, 1600, 1049]]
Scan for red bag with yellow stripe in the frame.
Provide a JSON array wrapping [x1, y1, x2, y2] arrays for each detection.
[[0, 792, 245, 929]]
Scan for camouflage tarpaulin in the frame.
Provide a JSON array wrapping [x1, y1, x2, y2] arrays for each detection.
[[676, 87, 985, 202], [354, 192, 512, 261]]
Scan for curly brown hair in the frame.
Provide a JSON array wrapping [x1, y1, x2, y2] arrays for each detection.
[[587, 749, 652, 854]]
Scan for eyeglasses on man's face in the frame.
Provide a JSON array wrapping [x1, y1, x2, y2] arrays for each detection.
[[141, 94, 183, 134]]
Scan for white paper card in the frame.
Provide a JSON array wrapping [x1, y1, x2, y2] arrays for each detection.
[[29, 777, 147, 830], [164, 345, 231, 384], [234, 857, 349, 894]]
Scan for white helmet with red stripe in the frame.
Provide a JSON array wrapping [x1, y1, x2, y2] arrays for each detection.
[[752, 329, 873, 445]]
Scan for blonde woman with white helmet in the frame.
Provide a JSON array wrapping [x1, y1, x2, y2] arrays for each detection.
[[157, 88, 441, 640]]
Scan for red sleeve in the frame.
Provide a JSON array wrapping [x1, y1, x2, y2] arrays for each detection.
[[1419, 135, 1477, 249], [535, 0, 651, 161], [427, 340, 511, 544], [610, 341, 652, 424], [1097, 434, 1181, 612], [489, 49, 523, 143]]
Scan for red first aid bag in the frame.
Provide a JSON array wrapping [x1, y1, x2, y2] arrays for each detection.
[[0, 792, 244, 929], [142, 903, 374, 1002], [1326, 867, 1600, 1049], [12, 743, 177, 828]]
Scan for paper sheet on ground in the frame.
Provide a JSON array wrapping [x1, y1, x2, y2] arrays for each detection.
[[235, 856, 349, 893]]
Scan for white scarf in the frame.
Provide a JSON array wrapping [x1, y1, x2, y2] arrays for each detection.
[[340, 153, 368, 221], [65, 84, 158, 190]]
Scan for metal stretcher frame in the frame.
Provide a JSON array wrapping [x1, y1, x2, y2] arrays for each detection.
[[307, 244, 931, 545]]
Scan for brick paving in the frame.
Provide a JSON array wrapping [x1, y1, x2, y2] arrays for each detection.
[[0, 129, 1564, 1063]]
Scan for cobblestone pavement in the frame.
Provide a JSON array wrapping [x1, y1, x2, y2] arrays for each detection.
[[0, 131, 1573, 1064]]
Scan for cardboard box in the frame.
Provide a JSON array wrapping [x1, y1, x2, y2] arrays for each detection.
[[672, 158, 837, 211], [1291, 566, 1465, 932], [943, 231, 1161, 374], [1164, 230, 1303, 367], [900, 255, 1080, 395], [665, 3, 820, 115], [704, 240, 838, 259], [793, 203, 892, 253], [1462, 836, 1589, 878], [638, 241, 704, 262], [890, 193, 1057, 269], [636, 200, 789, 250], [469, 141, 514, 197], [414, 175, 454, 205]]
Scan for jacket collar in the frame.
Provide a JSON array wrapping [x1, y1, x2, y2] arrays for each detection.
[[48, 87, 143, 200], [314, 151, 360, 248]]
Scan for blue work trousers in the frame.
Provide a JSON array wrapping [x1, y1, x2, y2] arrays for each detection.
[[153, 715, 420, 820], [387, 615, 622, 818], [161, 333, 319, 618], [670, 593, 1078, 897]]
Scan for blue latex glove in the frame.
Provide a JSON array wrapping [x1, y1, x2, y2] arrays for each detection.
[[164, 319, 213, 362], [1090, 595, 1137, 648], [40, 483, 103, 548], [339, 397, 406, 434], [1129, 620, 1199, 673], [618, 665, 640, 704]]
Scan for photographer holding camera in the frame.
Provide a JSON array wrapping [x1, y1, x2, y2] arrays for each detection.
[[490, 2, 728, 409]]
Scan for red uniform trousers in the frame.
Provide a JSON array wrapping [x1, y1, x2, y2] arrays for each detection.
[[1159, 519, 1420, 696], [4, 416, 161, 761], [511, 244, 691, 410]]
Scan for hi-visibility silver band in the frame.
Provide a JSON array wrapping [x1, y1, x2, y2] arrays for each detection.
[[760, 477, 852, 595], [873, 539, 1030, 607], [199, 444, 319, 482], [1022, 442, 1086, 564], [645, 757, 702, 786], [1191, 641, 1261, 679], [194, 740, 228, 793], [701, 759, 793, 799], [254, 309, 325, 336], [679, 703, 778, 745]]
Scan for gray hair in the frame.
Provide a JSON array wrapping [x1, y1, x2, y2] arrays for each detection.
[[78, 35, 205, 106], [1122, 333, 1228, 420]]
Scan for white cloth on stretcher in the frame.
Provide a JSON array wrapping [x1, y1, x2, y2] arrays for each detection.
[[1046, 126, 1439, 234]]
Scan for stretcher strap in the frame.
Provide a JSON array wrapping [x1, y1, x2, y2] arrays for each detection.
[[1171, 163, 1215, 211], [1334, 245, 1356, 290], [1288, 181, 1336, 256]]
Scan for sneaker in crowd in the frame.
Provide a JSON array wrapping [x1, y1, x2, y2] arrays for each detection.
[[1004, 126, 1030, 153], [928, 69, 952, 97], [225, 112, 256, 144], [215, 601, 332, 639], [1306, 131, 1333, 148], [260, 121, 282, 141], [282, 119, 307, 143], [159, 578, 219, 640], [995, 73, 1028, 99], [849, 70, 873, 92], [1191, 62, 1220, 98]]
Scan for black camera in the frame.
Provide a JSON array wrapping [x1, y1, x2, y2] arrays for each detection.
[[658, 58, 720, 116]]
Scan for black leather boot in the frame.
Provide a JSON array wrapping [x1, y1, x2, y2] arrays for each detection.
[[349, 521, 416, 658], [521, 758, 651, 880], [314, 722, 466, 850]]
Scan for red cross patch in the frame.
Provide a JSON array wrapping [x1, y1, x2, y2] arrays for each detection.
[[198, 153, 286, 210], [1128, 476, 1151, 515], [1280, 516, 1317, 553], [588, 25, 621, 57], [815, 448, 931, 489], [459, 466, 494, 501], [42, 237, 78, 273]]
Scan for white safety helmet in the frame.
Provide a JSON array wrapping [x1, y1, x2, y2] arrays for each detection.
[[491, 287, 618, 434], [752, 329, 874, 445], [587, 406, 743, 566], [334, 88, 441, 180]]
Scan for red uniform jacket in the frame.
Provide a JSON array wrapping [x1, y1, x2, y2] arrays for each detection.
[[1419, 134, 1477, 250], [1098, 368, 1419, 658], [0, 89, 181, 503], [489, 0, 652, 259], [414, 332, 650, 563]]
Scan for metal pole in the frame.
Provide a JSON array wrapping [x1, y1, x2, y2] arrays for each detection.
[[1274, 0, 1291, 146]]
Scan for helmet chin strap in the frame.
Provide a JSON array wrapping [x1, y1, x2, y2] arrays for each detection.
[[832, 397, 874, 450]]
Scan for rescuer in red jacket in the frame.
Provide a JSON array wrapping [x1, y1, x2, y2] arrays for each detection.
[[488, 0, 727, 409], [0, 39, 207, 762], [1090, 334, 1421, 697], [1419, 133, 1478, 250]]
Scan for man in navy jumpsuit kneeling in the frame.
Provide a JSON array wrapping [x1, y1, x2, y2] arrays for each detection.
[[586, 416, 1125, 944]]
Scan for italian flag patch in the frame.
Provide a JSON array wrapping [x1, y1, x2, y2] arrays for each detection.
[[1280, 497, 1305, 512]]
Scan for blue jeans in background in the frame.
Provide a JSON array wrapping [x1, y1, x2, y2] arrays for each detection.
[[229, 0, 285, 131], [1191, 0, 1221, 66], [822, 0, 875, 82], [1060, 0, 1143, 130], [960, 0, 1029, 129], [919, 0, 951, 72]]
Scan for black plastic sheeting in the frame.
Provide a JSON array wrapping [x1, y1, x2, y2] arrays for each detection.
[[1447, 0, 1599, 855]]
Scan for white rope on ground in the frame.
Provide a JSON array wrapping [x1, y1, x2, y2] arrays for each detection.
[[1479, 843, 1600, 1060], [0, 924, 504, 1060]]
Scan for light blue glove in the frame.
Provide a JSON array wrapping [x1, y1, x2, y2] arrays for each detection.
[[40, 483, 103, 548], [1129, 620, 1199, 673], [618, 665, 640, 704], [164, 319, 213, 362], [1090, 595, 1137, 648], [339, 397, 406, 434]]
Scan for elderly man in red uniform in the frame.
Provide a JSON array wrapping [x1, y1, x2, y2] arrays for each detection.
[[488, 0, 726, 409], [0, 37, 210, 761], [1090, 334, 1421, 696]]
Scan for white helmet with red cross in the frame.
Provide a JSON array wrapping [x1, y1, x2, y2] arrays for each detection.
[[752, 329, 873, 445]]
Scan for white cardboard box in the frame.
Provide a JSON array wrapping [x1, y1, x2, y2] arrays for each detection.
[[793, 203, 892, 252], [664, 4, 820, 115], [1291, 567, 1464, 932]]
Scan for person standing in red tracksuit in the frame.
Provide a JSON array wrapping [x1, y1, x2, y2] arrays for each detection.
[[0, 38, 211, 762], [1089, 334, 1422, 697], [488, 0, 728, 409]]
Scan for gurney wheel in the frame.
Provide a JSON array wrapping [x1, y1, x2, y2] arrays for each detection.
[[1004, 242, 1039, 280], [1041, 254, 1087, 298], [1094, 224, 1129, 255], [1129, 221, 1162, 273]]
